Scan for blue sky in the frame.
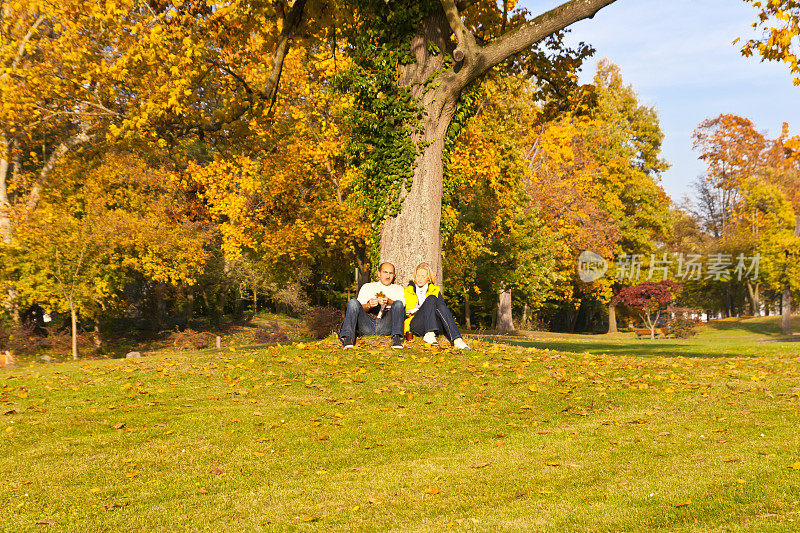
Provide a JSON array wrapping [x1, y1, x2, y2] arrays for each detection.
[[518, 0, 800, 202]]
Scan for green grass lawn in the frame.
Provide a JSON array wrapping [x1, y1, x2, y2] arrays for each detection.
[[2, 318, 800, 531]]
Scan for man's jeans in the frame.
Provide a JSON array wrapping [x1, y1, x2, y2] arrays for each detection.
[[340, 299, 404, 340], [408, 294, 462, 341]]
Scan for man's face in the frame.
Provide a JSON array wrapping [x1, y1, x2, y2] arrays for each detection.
[[378, 264, 395, 285]]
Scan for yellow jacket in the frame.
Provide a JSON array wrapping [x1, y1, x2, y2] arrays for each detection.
[[403, 282, 440, 333]]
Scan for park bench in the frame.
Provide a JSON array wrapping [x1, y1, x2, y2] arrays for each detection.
[[634, 327, 674, 339]]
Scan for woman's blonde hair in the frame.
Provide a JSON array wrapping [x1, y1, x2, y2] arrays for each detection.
[[414, 262, 436, 285]]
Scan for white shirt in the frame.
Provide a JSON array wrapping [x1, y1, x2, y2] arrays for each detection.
[[415, 283, 429, 307], [357, 281, 405, 306]]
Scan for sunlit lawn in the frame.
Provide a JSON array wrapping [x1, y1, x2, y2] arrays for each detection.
[[2, 317, 800, 531]]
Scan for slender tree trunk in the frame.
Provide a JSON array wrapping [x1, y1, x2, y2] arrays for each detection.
[[782, 216, 800, 335], [201, 288, 211, 317], [608, 303, 618, 333], [93, 320, 102, 349], [0, 133, 11, 245], [153, 282, 167, 329], [497, 286, 515, 332], [185, 287, 194, 325], [70, 304, 78, 360], [217, 287, 228, 322], [746, 281, 760, 317], [252, 282, 257, 312], [782, 288, 792, 335], [522, 302, 529, 329], [1, 134, 20, 323], [463, 289, 471, 330]]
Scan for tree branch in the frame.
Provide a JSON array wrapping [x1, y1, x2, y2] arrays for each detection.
[[440, 0, 477, 63], [471, 0, 617, 84], [26, 129, 96, 214], [196, 0, 307, 133], [0, 14, 46, 81]]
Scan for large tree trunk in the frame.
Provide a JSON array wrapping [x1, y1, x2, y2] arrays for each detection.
[[378, 0, 617, 284], [497, 286, 515, 332], [608, 303, 618, 333], [380, 11, 455, 284]]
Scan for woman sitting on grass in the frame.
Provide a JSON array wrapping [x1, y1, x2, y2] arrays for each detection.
[[404, 262, 470, 350]]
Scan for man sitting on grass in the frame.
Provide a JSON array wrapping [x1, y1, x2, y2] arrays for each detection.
[[340, 262, 405, 349]]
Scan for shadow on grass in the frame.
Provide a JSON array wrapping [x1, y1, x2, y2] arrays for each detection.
[[468, 315, 800, 359], [494, 337, 722, 358]]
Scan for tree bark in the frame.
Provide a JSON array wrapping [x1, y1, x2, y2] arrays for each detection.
[[608, 303, 618, 333], [379, 0, 618, 284], [497, 286, 515, 332]]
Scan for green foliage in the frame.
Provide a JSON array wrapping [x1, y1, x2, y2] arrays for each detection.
[[334, 0, 438, 233]]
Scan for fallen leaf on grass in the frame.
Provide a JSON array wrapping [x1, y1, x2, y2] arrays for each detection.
[[300, 515, 320, 522], [470, 461, 491, 469], [124, 472, 139, 479], [102, 503, 127, 511], [724, 458, 741, 463], [113, 423, 126, 430], [316, 433, 330, 441], [546, 462, 561, 467], [198, 489, 208, 494], [3, 409, 16, 415], [424, 486, 441, 495], [210, 468, 223, 475], [538, 489, 553, 494], [789, 462, 800, 470], [674, 501, 692, 508], [35, 519, 57, 525]]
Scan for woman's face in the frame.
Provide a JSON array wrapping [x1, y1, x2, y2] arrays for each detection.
[[414, 269, 429, 287]]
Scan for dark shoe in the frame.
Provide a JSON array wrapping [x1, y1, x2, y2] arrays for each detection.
[[340, 336, 354, 348], [391, 334, 404, 349]]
